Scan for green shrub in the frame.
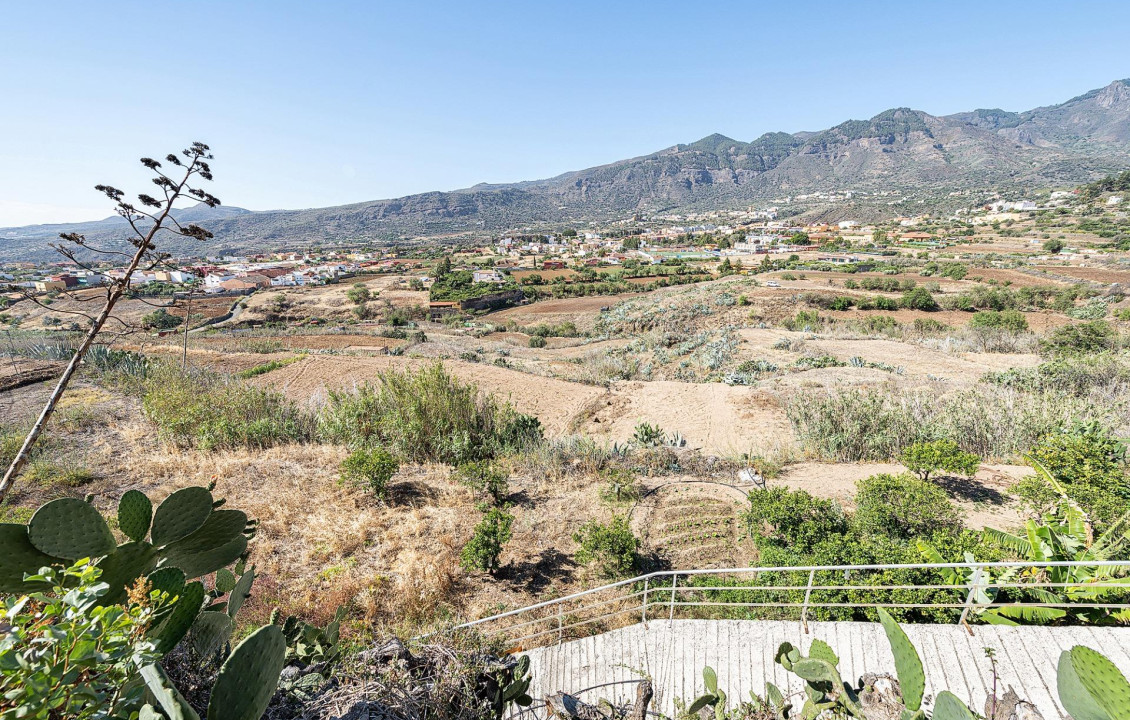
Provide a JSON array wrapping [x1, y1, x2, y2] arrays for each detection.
[[912, 318, 950, 334], [899, 287, 938, 311], [853, 473, 962, 540], [829, 296, 854, 311], [573, 516, 639, 578], [0, 562, 162, 720], [969, 310, 1029, 333], [142, 363, 312, 450], [346, 283, 371, 304], [454, 460, 509, 505], [341, 447, 400, 500], [900, 440, 980, 481], [1040, 321, 1116, 356], [141, 308, 181, 330], [1022, 425, 1129, 530], [528, 335, 547, 348], [745, 488, 847, 554], [782, 310, 822, 331], [317, 362, 542, 463], [460, 506, 514, 575]]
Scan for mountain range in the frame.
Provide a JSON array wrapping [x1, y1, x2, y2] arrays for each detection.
[[4, 79, 1130, 262]]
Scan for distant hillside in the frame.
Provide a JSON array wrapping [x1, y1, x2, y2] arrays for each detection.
[[4, 79, 1130, 262]]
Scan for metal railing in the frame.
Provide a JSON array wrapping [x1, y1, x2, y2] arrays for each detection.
[[425, 560, 1130, 648]]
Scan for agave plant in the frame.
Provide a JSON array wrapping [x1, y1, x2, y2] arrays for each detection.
[[920, 459, 1130, 624]]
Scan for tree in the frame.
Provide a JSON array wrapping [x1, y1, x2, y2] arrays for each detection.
[[1044, 238, 1065, 254], [141, 307, 181, 330], [573, 516, 640, 578], [0, 142, 219, 502], [434, 255, 452, 278], [460, 506, 514, 575], [900, 439, 980, 481], [872, 229, 888, 244], [899, 286, 938, 311], [346, 283, 371, 304]]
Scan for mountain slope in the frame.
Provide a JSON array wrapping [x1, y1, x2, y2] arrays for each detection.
[[4, 79, 1130, 261]]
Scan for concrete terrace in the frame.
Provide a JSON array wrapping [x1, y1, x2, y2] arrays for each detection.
[[522, 619, 1130, 718]]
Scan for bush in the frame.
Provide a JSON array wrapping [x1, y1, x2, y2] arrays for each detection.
[[572, 516, 640, 578], [346, 283, 371, 304], [782, 310, 822, 331], [141, 307, 181, 330], [853, 473, 962, 540], [318, 362, 542, 463], [528, 335, 547, 348], [341, 447, 400, 500], [1023, 425, 1129, 530], [745, 488, 847, 554], [1040, 321, 1116, 356], [899, 286, 938, 311], [900, 440, 980, 481], [1, 562, 163, 720], [454, 460, 509, 505], [969, 310, 1029, 333], [142, 364, 312, 450], [829, 296, 854, 311], [460, 506, 514, 575]]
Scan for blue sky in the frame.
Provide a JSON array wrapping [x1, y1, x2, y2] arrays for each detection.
[[2, 0, 1129, 226]]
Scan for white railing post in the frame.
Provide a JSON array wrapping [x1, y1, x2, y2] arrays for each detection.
[[958, 566, 984, 635], [668, 574, 679, 623], [642, 577, 650, 625], [801, 569, 816, 634], [556, 610, 564, 646]]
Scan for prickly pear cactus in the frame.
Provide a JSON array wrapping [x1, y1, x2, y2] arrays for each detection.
[[931, 691, 976, 719], [151, 581, 207, 654], [159, 510, 248, 579], [1058, 645, 1130, 720], [95, 541, 160, 604], [0, 524, 54, 593], [878, 608, 925, 712], [28, 497, 116, 560], [226, 565, 255, 618], [118, 489, 153, 542], [150, 486, 214, 546], [206, 624, 286, 720]]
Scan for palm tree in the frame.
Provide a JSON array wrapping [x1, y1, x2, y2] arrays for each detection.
[[920, 460, 1130, 625]]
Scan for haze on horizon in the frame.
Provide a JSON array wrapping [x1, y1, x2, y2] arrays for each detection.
[[2, 0, 1129, 228]]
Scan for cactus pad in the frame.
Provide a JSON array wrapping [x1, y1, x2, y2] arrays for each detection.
[[207, 624, 286, 720], [95, 541, 159, 604], [808, 639, 839, 667], [140, 662, 202, 720], [162, 534, 248, 580], [931, 691, 975, 719], [226, 565, 255, 618], [151, 487, 213, 547], [28, 497, 116, 560], [190, 610, 234, 659], [151, 580, 206, 654], [0, 523, 56, 593], [160, 509, 246, 559], [878, 608, 925, 712], [214, 568, 237, 594], [118, 490, 153, 542], [1059, 645, 1130, 720], [147, 566, 187, 599]]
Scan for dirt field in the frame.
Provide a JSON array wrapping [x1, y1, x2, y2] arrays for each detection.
[[1047, 265, 1130, 284]]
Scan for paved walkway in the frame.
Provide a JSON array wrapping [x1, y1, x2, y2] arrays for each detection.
[[523, 619, 1130, 718]]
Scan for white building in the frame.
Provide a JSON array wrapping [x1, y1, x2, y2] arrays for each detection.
[[204, 273, 235, 288]]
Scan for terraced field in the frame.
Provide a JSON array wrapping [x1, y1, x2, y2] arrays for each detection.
[[634, 481, 754, 569]]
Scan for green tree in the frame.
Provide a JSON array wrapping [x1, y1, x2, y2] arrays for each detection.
[[142, 307, 182, 330], [346, 283, 371, 304], [461, 506, 514, 575], [900, 439, 980, 481], [1043, 238, 1065, 254], [853, 473, 961, 540], [899, 286, 938, 311], [573, 516, 640, 578], [341, 447, 400, 500]]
